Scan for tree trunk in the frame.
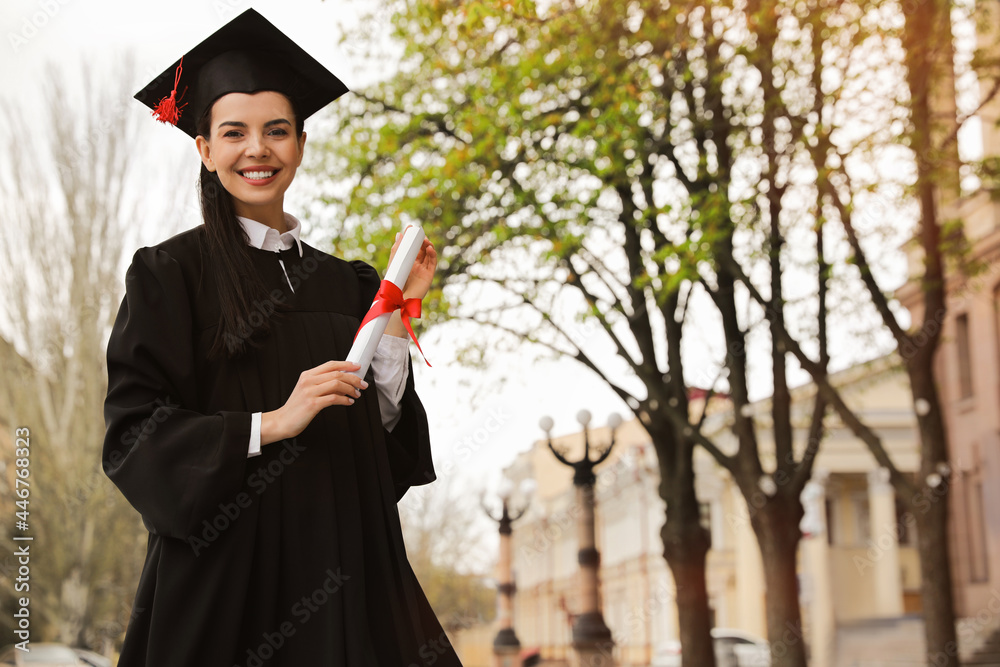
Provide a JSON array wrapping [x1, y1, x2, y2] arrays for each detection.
[[753, 499, 808, 667], [907, 350, 960, 666], [916, 489, 959, 666], [655, 424, 716, 667], [661, 504, 715, 667]]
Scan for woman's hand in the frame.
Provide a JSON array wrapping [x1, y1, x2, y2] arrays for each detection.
[[388, 234, 437, 301], [261, 360, 366, 445]]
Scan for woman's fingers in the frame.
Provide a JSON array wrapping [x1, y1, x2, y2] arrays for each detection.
[[312, 368, 367, 391], [296, 364, 367, 408], [401, 238, 438, 300], [315, 375, 365, 400], [300, 361, 362, 387], [388, 232, 402, 264], [305, 359, 360, 375]]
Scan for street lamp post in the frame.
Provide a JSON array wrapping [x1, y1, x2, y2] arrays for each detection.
[[484, 482, 530, 667], [540, 411, 622, 667]]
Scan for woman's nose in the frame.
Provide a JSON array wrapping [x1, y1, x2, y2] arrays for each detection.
[[245, 133, 269, 157]]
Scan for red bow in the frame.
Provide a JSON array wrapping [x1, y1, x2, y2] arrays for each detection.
[[355, 280, 431, 367]]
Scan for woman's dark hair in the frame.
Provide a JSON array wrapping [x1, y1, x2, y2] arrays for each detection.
[[196, 93, 305, 358]]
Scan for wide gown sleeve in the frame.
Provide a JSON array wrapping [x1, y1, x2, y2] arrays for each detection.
[[103, 247, 252, 540], [351, 259, 437, 502]]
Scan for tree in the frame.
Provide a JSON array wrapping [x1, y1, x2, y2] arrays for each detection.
[[0, 61, 183, 652], [318, 1, 886, 665], [397, 477, 496, 632], [719, 0, 1000, 662]]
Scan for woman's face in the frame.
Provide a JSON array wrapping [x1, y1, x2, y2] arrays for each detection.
[[195, 91, 306, 219]]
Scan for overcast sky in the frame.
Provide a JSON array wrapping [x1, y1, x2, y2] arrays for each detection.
[[1, 0, 632, 532]]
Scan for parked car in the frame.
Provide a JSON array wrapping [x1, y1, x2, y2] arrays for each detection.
[[652, 628, 771, 667], [71, 650, 111, 667], [0, 644, 84, 666]]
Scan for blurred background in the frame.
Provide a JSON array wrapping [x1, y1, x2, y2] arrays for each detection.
[[1, 0, 999, 666]]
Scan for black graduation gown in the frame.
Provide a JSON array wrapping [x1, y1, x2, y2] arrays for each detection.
[[102, 225, 464, 667]]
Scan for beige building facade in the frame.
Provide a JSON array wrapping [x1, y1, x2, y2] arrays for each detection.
[[501, 361, 921, 666], [896, 191, 1000, 623], [893, 5, 1000, 629]]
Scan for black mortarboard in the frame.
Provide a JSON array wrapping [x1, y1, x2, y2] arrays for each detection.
[[134, 9, 349, 138]]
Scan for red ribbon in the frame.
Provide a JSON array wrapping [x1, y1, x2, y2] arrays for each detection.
[[354, 280, 431, 367]]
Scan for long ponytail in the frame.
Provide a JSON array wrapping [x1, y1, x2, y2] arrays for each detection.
[[198, 164, 276, 358]]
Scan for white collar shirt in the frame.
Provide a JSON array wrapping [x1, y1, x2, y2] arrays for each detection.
[[237, 212, 304, 257]]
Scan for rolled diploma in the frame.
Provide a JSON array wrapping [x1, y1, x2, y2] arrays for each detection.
[[346, 222, 426, 378]]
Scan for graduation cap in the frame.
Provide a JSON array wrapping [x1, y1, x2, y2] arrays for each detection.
[[134, 8, 349, 138]]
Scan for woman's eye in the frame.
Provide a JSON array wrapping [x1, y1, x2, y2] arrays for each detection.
[[219, 128, 287, 138]]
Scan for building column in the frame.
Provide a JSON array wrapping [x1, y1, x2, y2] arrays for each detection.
[[732, 489, 767, 639], [868, 467, 904, 617], [800, 472, 835, 667]]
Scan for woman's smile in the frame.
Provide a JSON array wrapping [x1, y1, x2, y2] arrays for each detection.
[[237, 166, 281, 185]]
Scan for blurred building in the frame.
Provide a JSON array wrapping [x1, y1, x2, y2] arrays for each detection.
[[501, 358, 920, 667], [893, 0, 1000, 632]]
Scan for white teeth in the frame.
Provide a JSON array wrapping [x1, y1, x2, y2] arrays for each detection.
[[242, 170, 275, 180]]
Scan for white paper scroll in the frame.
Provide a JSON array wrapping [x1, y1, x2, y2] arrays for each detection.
[[346, 222, 426, 378]]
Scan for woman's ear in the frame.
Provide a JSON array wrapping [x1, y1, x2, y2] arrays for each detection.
[[195, 135, 217, 173]]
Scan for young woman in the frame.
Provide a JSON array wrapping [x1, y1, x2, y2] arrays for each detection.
[[103, 9, 463, 666]]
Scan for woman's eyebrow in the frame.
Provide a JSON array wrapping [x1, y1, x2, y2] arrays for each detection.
[[217, 118, 292, 129]]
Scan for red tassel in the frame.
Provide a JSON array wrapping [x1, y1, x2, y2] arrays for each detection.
[[152, 57, 187, 126]]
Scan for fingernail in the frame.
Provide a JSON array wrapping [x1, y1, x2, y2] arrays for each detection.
[[361, 381, 369, 389], [355, 388, 361, 397], [349, 398, 355, 404]]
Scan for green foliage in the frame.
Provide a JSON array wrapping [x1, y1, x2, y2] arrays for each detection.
[[318, 0, 887, 381]]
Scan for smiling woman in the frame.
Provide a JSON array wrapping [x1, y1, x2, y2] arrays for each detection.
[[102, 8, 459, 667]]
